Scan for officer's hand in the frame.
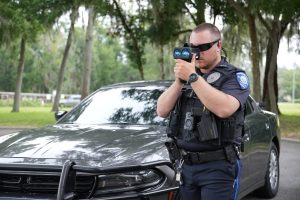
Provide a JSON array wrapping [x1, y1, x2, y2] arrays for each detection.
[[174, 77, 184, 85], [174, 54, 196, 81]]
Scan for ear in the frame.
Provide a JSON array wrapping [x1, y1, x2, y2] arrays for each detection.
[[216, 41, 222, 52], [217, 40, 222, 48]]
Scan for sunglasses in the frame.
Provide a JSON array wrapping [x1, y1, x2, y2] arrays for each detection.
[[190, 39, 220, 53]]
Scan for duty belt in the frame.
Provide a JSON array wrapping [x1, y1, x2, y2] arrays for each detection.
[[165, 139, 239, 164], [181, 145, 238, 165]]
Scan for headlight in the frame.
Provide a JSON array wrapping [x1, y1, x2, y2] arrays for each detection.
[[94, 169, 163, 195]]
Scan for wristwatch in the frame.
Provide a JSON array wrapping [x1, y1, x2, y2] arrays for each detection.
[[188, 73, 198, 84]]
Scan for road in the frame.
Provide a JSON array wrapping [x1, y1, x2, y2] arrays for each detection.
[[242, 139, 300, 200], [0, 128, 299, 200]]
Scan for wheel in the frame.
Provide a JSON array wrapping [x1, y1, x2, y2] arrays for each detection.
[[255, 143, 279, 198]]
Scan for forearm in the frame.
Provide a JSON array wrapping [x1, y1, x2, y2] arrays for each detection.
[[157, 80, 183, 118], [190, 77, 240, 118]]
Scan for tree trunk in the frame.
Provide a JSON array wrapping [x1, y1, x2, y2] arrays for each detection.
[[262, 40, 271, 110], [159, 44, 165, 80], [267, 37, 279, 114], [12, 36, 26, 112], [136, 52, 144, 80], [81, 6, 95, 100], [247, 14, 261, 102], [51, 7, 78, 112], [263, 23, 281, 114], [195, 0, 206, 24]]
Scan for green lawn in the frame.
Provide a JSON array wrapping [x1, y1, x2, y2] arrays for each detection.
[[0, 107, 55, 128], [278, 103, 300, 139], [0, 103, 299, 139]]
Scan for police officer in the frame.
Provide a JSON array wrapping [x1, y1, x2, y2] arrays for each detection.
[[157, 23, 250, 200]]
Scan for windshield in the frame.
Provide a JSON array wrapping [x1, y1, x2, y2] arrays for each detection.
[[58, 86, 167, 125]]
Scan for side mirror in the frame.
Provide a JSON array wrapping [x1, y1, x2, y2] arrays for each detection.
[[257, 102, 265, 110], [54, 111, 68, 121]]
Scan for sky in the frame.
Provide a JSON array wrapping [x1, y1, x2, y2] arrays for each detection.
[[277, 36, 300, 70]]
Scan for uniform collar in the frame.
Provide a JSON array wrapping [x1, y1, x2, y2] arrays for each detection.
[[216, 56, 228, 68]]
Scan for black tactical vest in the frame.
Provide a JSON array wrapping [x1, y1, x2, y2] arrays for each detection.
[[167, 61, 245, 147]]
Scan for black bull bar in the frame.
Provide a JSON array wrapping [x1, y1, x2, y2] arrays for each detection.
[[0, 160, 176, 200]]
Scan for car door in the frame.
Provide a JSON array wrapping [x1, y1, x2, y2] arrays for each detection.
[[239, 98, 254, 193], [243, 97, 271, 187], [248, 98, 271, 182]]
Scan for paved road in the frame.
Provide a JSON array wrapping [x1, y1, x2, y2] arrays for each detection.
[[242, 139, 300, 200], [0, 128, 299, 200]]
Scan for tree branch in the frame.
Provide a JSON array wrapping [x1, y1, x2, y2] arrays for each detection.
[[173, 29, 192, 36], [184, 3, 197, 25], [113, 0, 132, 35], [187, 0, 197, 9], [227, 0, 248, 17], [257, 10, 272, 35]]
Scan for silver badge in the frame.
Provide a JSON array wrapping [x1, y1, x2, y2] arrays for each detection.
[[207, 72, 221, 83]]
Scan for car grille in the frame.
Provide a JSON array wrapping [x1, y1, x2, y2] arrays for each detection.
[[0, 173, 96, 197]]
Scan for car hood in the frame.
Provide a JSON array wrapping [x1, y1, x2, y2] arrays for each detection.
[[0, 124, 170, 167]]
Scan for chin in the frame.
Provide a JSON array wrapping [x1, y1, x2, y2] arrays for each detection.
[[198, 62, 206, 68]]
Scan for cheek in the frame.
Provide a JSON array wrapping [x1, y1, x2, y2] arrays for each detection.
[[199, 51, 209, 59], [200, 50, 214, 59]]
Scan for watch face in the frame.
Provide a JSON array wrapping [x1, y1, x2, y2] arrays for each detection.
[[189, 73, 198, 83]]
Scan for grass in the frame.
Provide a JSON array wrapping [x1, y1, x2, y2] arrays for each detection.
[[0, 106, 55, 128], [278, 103, 300, 139], [0, 103, 299, 139]]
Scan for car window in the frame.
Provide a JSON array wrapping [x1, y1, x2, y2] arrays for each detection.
[[245, 96, 260, 115], [58, 86, 167, 125], [245, 98, 254, 115]]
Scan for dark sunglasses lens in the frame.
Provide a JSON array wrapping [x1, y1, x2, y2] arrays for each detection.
[[198, 43, 213, 51], [191, 47, 200, 53], [191, 40, 219, 52]]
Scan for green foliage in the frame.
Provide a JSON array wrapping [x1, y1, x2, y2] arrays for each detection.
[[0, 20, 143, 94], [91, 25, 140, 89], [0, 0, 45, 45], [143, 43, 175, 80], [0, 46, 17, 91], [207, 0, 239, 25], [146, 0, 183, 44], [0, 0, 300, 112], [252, 0, 300, 19]]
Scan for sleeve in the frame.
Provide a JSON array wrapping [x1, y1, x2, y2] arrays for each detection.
[[220, 71, 250, 108]]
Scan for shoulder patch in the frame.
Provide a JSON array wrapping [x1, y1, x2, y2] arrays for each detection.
[[207, 72, 221, 84], [236, 72, 249, 89]]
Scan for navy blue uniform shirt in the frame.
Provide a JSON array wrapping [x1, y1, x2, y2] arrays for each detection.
[[177, 59, 250, 152]]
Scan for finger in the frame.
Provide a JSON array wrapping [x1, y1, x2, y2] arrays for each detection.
[[191, 54, 196, 66], [175, 59, 184, 64]]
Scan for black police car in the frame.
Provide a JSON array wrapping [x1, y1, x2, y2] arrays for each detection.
[[0, 81, 280, 200]]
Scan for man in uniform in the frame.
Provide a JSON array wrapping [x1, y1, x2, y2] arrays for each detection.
[[156, 23, 250, 200]]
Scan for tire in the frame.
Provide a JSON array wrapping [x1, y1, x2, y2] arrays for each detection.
[[255, 143, 279, 198]]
